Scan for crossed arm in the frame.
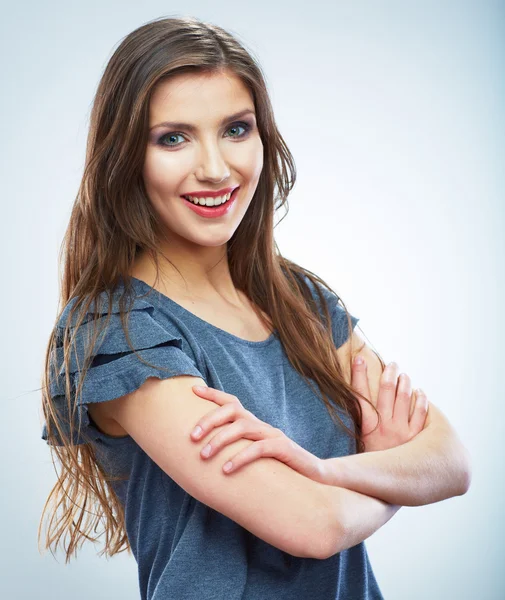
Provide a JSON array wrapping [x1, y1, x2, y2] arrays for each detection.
[[326, 329, 472, 508], [316, 330, 472, 556], [323, 401, 472, 507]]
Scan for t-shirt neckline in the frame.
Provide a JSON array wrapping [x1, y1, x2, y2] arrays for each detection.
[[128, 276, 279, 347]]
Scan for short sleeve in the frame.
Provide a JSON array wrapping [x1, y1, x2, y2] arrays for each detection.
[[300, 274, 360, 350], [330, 300, 360, 349], [41, 291, 206, 446]]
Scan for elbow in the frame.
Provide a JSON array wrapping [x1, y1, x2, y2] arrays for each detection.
[[313, 519, 346, 560], [456, 446, 473, 496], [459, 470, 472, 496], [445, 441, 472, 499], [287, 485, 341, 560], [307, 490, 346, 560]]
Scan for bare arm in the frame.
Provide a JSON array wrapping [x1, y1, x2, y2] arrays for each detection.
[[322, 406, 471, 506], [96, 374, 333, 560], [323, 329, 472, 507], [317, 485, 401, 558]]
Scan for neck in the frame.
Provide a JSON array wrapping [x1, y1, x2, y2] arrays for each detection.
[[132, 243, 243, 306]]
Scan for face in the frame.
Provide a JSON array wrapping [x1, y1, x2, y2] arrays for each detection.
[[143, 70, 264, 250]]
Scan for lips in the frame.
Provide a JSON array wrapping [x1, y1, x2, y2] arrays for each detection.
[[181, 185, 239, 199], [181, 186, 239, 218]]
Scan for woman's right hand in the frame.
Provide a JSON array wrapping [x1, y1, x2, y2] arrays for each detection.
[[351, 357, 429, 452]]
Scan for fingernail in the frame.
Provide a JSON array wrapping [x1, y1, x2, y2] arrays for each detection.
[[201, 444, 211, 457], [192, 426, 202, 438], [193, 386, 208, 392], [223, 462, 233, 472], [354, 356, 364, 366]]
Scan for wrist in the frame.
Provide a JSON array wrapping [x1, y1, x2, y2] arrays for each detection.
[[321, 456, 350, 487]]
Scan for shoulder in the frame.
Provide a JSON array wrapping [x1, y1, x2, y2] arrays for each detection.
[[294, 271, 360, 348], [291, 270, 342, 312], [57, 282, 156, 328], [292, 269, 386, 403], [56, 282, 183, 351], [51, 282, 194, 396], [46, 281, 205, 445]]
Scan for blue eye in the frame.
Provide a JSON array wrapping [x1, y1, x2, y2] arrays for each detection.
[[159, 132, 185, 147], [157, 121, 252, 149], [226, 122, 250, 138]]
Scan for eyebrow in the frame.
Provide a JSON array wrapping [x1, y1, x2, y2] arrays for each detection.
[[150, 108, 256, 132]]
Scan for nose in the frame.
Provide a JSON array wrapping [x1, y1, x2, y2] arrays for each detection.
[[195, 140, 230, 183]]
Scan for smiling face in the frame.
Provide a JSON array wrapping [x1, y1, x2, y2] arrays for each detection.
[[143, 69, 264, 250]]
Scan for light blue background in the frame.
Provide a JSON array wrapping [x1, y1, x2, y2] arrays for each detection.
[[2, 1, 503, 598]]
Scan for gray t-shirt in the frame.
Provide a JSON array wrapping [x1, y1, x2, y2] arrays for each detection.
[[42, 275, 384, 599]]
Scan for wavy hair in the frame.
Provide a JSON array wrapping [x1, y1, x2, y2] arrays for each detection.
[[38, 15, 384, 563]]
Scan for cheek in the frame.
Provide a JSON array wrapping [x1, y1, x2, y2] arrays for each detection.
[[143, 150, 190, 192], [252, 143, 264, 179], [143, 152, 167, 193], [233, 137, 264, 181]]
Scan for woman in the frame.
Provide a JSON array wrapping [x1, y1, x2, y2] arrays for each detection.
[[39, 16, 471, 599]]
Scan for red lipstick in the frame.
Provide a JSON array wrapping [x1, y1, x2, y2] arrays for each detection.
[[181, 186, 240, 219], [181, 186, 238, 198]]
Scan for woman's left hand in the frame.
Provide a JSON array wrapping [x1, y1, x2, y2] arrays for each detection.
[[190, 385, 328, 484]]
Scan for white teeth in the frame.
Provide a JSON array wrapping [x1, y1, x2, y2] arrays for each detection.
[[184, 191, 233, 206]]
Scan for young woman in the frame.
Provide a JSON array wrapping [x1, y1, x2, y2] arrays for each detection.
[[39, 16, 471, 600]]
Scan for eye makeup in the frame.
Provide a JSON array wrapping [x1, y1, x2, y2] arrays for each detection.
[[154, 120, 254, 149]]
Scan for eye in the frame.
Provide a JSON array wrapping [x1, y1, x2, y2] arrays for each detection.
[[156, 121, 253, 149], [224, 122, 251, 138], [157, 132, 185, 148]]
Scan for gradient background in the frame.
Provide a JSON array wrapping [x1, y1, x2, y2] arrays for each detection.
[[1, 1, 503, 598]]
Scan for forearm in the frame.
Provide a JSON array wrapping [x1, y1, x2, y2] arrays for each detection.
[[322, 426, 471, 506], [321, 483, 401, 557]]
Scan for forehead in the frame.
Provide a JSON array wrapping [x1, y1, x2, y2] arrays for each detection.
[[149, 71, 254, 123]]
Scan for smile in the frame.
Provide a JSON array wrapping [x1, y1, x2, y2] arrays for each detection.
[[182, 191, 232, 206], [181, 187, 240, 219]]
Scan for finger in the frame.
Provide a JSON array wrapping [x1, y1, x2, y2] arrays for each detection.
[[351, 355, 372, 412], [190, 403, 240, 440], [192, 385, 242, 407], [393, 373, 412, 424], [408, 389, 418, 421], [352, 355, 381, 437], [377, 362, 399, 421], [222, 437, 287, 473], [201, 419, 276, 459], [409, 390, 429, 434], [223, 438, 326, 483]]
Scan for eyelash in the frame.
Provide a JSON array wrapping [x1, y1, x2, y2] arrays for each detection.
[[156, 121, 253, 149]]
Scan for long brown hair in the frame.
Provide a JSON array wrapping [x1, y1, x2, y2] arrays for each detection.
[[39, 15, 384, 563]]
